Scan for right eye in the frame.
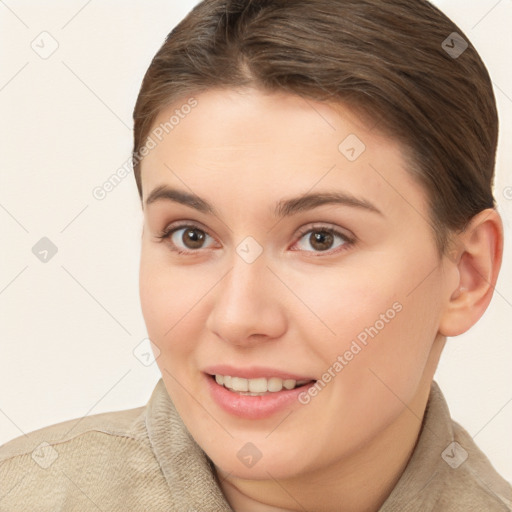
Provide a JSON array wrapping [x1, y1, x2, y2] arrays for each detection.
[[156, 222, 217, 255]]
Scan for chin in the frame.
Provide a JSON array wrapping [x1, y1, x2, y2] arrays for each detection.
[[200, 434, 318, 482], [212, 454, 309, 482]]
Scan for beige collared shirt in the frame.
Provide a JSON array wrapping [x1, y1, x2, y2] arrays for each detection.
[[1, 379, 511, 511]]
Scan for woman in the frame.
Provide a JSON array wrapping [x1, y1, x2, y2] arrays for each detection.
[[1, 0, 511, 510]]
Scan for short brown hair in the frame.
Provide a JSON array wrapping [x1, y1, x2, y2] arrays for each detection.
[[132, 0, 498, 256]]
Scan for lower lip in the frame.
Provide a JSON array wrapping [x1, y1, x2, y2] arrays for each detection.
[[204, 373, 316, 420]]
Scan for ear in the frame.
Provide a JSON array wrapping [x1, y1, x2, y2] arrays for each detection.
[[438, 208, 504, 337]]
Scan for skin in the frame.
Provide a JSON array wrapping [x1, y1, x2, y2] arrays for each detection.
[[138, 87, 503, 512]]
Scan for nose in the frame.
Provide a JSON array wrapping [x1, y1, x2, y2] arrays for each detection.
[[205, 253, 287, 347]]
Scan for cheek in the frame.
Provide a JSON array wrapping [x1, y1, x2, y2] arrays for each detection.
[[139, 250, 165, 336], [139, 247, 195, 352], [340, 298, 438, 451], [139, 258, 211, 427], [307, 254, 441, 396], [139, 245, 222, 385], [140, 244, 195, 330], [139, 255, 202, 402], [291, 263, 401, 345]]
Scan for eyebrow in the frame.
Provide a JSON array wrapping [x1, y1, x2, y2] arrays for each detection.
[[144, 185, 383, 218]]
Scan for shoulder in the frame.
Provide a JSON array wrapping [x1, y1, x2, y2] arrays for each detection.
[[0, 405, 173, 510], [384, 381, 512, 512], [0, 404, 146, 462], [436, 418, 512, 511]]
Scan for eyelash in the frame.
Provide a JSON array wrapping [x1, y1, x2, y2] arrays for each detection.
[[155, 221, 355, 256]]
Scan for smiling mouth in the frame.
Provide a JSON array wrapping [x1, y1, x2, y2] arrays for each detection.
[[209, 374, 316, 396]]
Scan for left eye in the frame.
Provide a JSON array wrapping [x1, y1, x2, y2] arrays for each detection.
[[292, 226, 351, 254]]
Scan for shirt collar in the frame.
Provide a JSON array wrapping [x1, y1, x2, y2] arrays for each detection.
[[379, 380, 453, 510], [145, 378, 233, 511]]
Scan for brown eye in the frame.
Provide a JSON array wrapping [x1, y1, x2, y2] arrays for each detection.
[[157, 223, 215, 254], [308, 231, 335, 251], [179, 228, 207, 249], [293, 225, 353, 255]]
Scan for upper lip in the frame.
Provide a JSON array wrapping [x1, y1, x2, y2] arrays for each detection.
[[203, 364, 316, 381]]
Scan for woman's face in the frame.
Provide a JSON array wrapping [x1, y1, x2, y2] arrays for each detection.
[[139, 87, 454, 480]]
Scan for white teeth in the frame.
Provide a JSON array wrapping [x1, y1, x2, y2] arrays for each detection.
[[213, 375, 312, 394], [283, 379, 296, 390], [248, 377, 267, 393], [231, 377, 248, 392], [267, 377, 283, 392]]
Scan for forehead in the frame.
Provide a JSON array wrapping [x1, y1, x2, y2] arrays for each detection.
[[149, 87, 373, 155], [140, 87, 429, 225]]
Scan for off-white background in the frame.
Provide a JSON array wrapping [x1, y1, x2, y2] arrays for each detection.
[[1, 0, 511, 482]]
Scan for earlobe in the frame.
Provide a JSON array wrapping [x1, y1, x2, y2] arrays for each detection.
[[438, 208, 503, 337]]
